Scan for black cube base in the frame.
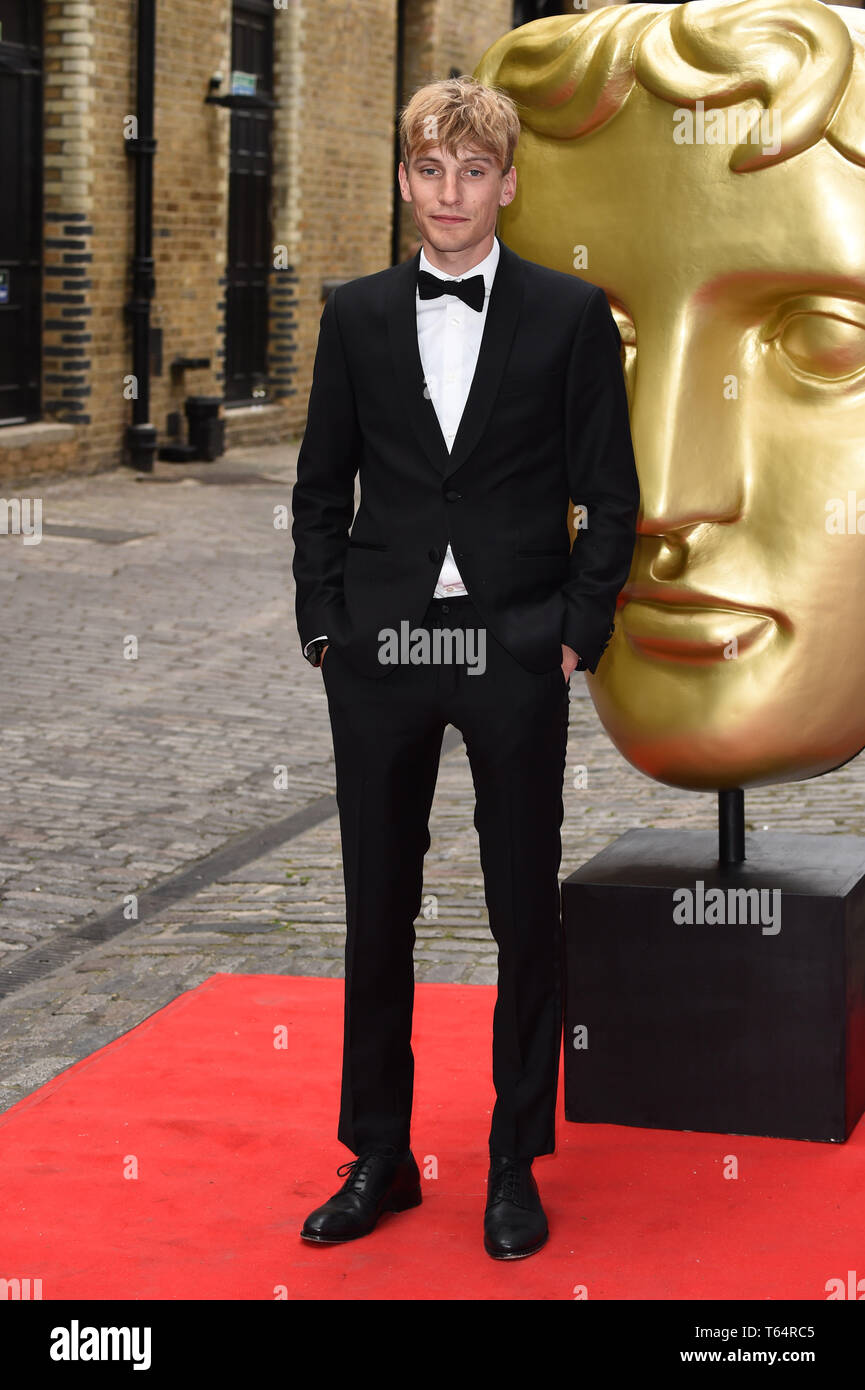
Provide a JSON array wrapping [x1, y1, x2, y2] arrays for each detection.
[[562, 830, 865, 1142]]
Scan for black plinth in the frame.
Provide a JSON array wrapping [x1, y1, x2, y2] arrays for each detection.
[[562, 830, 865, 1143]]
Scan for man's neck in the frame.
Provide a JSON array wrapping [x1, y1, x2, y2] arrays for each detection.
[[421, 230, 496, 278]]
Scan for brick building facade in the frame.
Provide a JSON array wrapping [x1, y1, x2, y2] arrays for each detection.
[[0, 0, 524, 484]]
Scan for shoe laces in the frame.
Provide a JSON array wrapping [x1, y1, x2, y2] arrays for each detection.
[[489, 1160, 529, 1207], [336, 1145, 402, 1184]]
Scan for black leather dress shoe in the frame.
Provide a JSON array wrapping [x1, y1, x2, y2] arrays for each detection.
[[484, 1155, 549, 1259], [300, 1146, 422, 1243]]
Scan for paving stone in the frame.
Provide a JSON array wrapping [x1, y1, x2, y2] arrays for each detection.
[[3, 1057, 79, 1091], [417, 962, 469, 983], [467, 966, 499, 985], [53, 993, 114, 1014], [169, 920, 284, 934]]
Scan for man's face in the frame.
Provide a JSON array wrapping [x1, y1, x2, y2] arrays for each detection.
[[398, 143, 516, 262], [498, 84, 865, 790]]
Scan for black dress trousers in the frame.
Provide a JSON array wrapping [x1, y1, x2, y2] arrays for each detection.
[[321, 593, 570, 1160]]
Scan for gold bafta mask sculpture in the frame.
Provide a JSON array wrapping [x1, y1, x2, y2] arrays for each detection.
[[476, 0, 865, 792]]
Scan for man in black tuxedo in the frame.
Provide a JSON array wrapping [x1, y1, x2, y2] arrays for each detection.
[[292, 75, 639, 1259]]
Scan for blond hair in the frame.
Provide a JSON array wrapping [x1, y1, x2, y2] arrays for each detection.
[[399, 75, 521, 175]]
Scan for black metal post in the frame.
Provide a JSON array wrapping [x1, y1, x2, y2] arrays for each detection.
[[391, 0, 406, 268], [718, 788, 745, 864], [124, 0, 158, 471]]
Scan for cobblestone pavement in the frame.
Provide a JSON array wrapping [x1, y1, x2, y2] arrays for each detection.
[[1, 442, 863, 1112]]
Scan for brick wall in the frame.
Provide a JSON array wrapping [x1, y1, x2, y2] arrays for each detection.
[[396, 0, 514, 263], [273, 0, 398, 438], [1, 0, 516, 482], [148, 1, 231, 448]]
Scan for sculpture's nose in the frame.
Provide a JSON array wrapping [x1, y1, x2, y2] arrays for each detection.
[[628, 302, 747, 546]]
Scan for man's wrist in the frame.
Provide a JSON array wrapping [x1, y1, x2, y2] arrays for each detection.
[[303, 635, 329, 667]]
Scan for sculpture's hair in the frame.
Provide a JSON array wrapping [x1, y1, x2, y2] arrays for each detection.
[[398, 75, 521, 175], [473, 0, 865, 172]]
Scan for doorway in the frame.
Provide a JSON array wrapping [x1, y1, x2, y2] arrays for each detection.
[[224, 0, 274, 405], [0, 0, 43, 425]]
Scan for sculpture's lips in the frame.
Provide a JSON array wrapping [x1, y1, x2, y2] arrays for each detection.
[[619, 587, 780, 662]]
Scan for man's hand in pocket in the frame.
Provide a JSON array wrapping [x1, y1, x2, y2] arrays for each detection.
[[561, 643, 579, 681]]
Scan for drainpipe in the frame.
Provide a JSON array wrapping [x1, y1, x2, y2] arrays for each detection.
[[390, 0, 406, 267], [124, 0, 157, 472]]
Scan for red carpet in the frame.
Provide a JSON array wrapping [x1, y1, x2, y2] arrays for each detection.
[[1, 973, 862, 1300]]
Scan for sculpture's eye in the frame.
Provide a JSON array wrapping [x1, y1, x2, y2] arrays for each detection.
[[763, 296, 865, 386]]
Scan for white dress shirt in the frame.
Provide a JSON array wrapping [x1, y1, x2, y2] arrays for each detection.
[[417, 234, 500, 597], [303, 235, 500, 657]]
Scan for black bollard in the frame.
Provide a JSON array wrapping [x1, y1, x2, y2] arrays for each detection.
[[718, 788, 745, 864]]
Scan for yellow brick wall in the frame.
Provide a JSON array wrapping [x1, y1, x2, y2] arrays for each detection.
[[397, 0, 514, 263], [274, 0, 398, 437], [148, 2, 231, 445], [1, 0, 517, 481]]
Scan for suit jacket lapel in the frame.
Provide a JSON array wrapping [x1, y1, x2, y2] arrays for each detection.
[[386, 238, 525, 481]]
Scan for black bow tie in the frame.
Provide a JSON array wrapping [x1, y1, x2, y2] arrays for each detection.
[[417, 267, 486, 313]]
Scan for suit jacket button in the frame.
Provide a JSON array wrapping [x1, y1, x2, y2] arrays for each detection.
[[444, 490, 462, 502], [429, 548, 440, 563]]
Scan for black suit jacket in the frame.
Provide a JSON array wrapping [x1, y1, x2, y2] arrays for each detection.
[[292, 238, 640, 679]]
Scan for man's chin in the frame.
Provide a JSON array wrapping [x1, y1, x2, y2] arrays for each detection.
[[423, 220, 473, 242]]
